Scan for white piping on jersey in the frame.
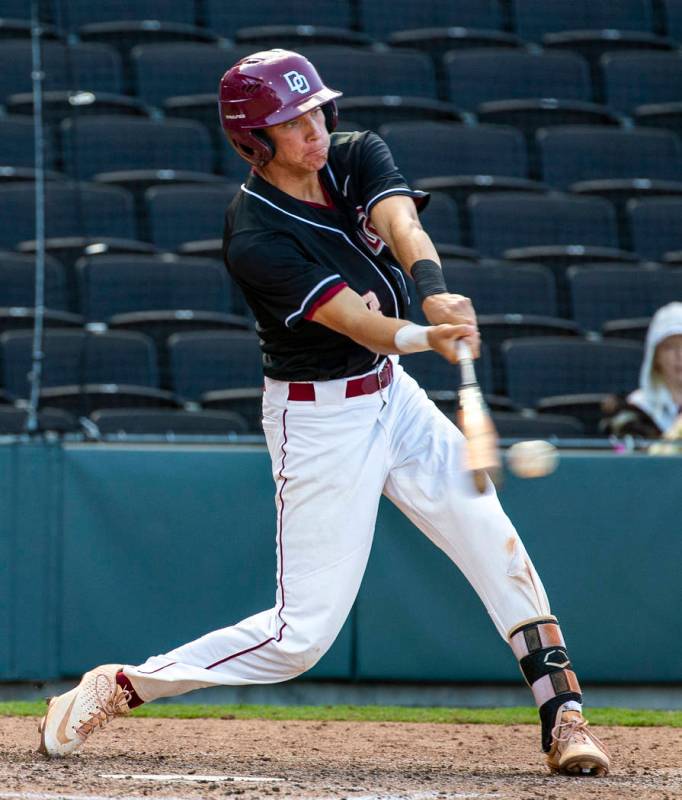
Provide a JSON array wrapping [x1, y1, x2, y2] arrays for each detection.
[[284, 274, 342, 328], [241, 185, 401, 319], [325, 163, 339, 192], [366, 186, 426, 214], [342, 174, 351, 196]]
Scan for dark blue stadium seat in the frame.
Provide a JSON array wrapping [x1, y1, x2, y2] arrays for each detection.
[[538, 126, 682, 189], [0, 116, 56, 171], [440, 261, 557, 316], [89, 408, 249, 436], [0, 182, 136, 250], [146, 184, 240, 251], [169, 331, 264, 397], [0, 253, 70, 312], [602, 52, 682, 112], [1, 0, 32, 20], [0, 40, 123, 103], [511, 0, 654, 41], [568, 265, 679, 330], [52, 0, 198, 29], [297, 47, 437, 99], [204, 0, 353, 38], [6, 91, 152, 129], [661, 0, 682, 40], [444, 50, 592, 110], [0, 329, 160, 398], [380, 122, 528, 185], [336, 97, 466, 134], [418, 193, 462, 247], [402, 342, 493, 393], [61, 115, 214, 180], [75, 254, 232, 321], [132, 43, 240, 107], [0, 407, 79, 435], [358, 0, 503, 39], [491, 410, 584, 438], [503, 338, 643, 407], [628, 197, 682, 260], [469, 192, 618, 257]]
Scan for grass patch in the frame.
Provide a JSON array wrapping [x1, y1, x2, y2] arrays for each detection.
[[2, 701, 681, 727]]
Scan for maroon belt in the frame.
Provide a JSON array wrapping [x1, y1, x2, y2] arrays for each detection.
[[288, 360, 393, 401]]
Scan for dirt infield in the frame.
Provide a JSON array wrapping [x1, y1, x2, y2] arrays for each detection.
[[1, 716, 680, 800]]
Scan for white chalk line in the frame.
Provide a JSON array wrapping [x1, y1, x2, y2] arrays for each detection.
[[100, 773, 283, 783]]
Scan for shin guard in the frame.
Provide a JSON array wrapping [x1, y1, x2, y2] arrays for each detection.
[[509, 616, 582, 752]]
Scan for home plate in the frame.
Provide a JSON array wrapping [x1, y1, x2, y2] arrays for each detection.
[[100, 773, 284, 783]]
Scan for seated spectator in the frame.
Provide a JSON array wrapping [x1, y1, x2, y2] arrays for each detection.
[[601, 302, 682, 439]]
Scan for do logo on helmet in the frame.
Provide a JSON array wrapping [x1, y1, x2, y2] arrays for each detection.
[[284, 70, 310, 94]]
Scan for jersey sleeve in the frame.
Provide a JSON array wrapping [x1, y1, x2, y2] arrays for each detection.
[[356, 131, 430, 215], [228, 233, 348, 329]]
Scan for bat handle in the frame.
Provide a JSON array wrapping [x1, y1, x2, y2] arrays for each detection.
[[456, 340, 476, 386]]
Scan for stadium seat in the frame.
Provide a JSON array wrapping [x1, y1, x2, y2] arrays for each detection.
[[75, 254, 233, 321], [601, 52, 682, 112], [478, 314, 582, 393], [52, 0, 198, 29], [168, 331, 265, 398], [204, 0, 354, 38], [0, 406, 79, 435], [357, 0, 503, 40], [601, 318, 650, 341], [628, 197, 682, 261], [336, 97, 466, 135], [403, 345, 492, 393], [492, 410, 584, 438], [0, 253, 70, 312], [569, 265, 682, 331], [200, 387, 264, 433], [418, 193, 463, 249], [444, 49, 592, 111], [89, 408, 249, 437], [132, 43, 241, 108], [145, 184, 242, 251], [510, 0, 655, 41], [662, 0, 682, 40], [536, 394, 611, 435], [502, 338, 643, 408], [61, 115, 214, 180], [0, 116, 56, 172], [234, 26, 371, 50], [538, 126, 682, 189], [0, 40, 123, 103], [0, 329, 179, 412], [0, 0, 33, 21], [6, 91, 152, 131], [296, 47, 438, 100], [469, 192, 618, 256], [0, 182, 137, 251], [441, 261, 557, 316]]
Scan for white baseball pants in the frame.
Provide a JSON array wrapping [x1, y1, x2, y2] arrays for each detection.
[[125, 359, 551, 702]]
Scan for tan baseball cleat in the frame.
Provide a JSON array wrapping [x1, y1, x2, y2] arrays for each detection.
[[38, 664, 131, 757], [546, 709, 610, 776]]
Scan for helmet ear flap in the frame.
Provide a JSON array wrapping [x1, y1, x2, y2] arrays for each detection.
[[322, 100, 338, 133], [252, 129, 275, 162]]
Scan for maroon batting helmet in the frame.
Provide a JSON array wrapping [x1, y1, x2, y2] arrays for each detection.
[[219, 49, 342, 167]]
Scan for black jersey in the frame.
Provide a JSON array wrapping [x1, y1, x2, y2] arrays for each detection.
[[223, 130, 429, 381]]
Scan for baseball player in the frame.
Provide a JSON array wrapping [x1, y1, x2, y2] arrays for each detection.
[[38, 49, 610, 777]]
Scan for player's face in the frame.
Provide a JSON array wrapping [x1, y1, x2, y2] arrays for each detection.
[[267, 107, 330, 174], [655, 333, 682, 390]]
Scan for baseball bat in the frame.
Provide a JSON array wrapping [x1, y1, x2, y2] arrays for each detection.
[[456, 340, 502, 493]]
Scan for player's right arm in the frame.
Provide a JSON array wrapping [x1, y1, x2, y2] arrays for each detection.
[[310, 286, 475, 364]]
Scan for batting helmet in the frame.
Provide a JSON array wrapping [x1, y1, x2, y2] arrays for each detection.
[[218, 49, 342, 167]]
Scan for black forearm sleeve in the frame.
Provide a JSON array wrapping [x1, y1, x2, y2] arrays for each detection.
[[411, 259, 447, 303]]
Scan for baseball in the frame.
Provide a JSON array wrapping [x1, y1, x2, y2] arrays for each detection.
[[507, 440, 559, 478]]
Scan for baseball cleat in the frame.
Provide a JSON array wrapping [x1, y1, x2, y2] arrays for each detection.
[[37, 664, 131, 757], [546, 709, 610, 776]]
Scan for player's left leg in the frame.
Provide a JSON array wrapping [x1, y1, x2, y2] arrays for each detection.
[[382, 364, 609, 776]]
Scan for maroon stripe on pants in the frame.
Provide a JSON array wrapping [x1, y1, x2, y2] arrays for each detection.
[[206, 409, 289, 670]]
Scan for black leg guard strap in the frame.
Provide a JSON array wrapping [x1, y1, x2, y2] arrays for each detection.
[[508, 616, 583, 752]]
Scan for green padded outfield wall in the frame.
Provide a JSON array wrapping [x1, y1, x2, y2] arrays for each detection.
[[0, 441, 680, 683]]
